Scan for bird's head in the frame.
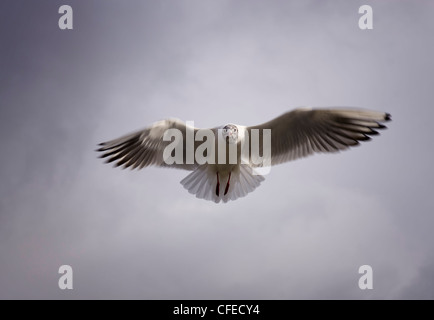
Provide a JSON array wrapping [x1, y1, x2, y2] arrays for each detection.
[[222, 124, 239, 144]]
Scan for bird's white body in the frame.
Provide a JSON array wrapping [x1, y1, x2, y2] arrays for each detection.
[[179, 124, 265, 203]]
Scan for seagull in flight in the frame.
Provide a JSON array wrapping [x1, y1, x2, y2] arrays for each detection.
[[97, 107, 391, 203]]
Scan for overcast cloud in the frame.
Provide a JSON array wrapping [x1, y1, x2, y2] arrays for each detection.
[[0, 0, 433, 299]]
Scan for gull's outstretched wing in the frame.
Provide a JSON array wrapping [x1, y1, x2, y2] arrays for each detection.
[[97, 118, 201, 171], [247, 107, 391, 166]]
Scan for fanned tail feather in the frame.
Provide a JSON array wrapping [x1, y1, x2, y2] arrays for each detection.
[[180, 165, 265, 203]]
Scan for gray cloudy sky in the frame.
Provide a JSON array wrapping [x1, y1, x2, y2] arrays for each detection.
[[1, 0, 433, 299]]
